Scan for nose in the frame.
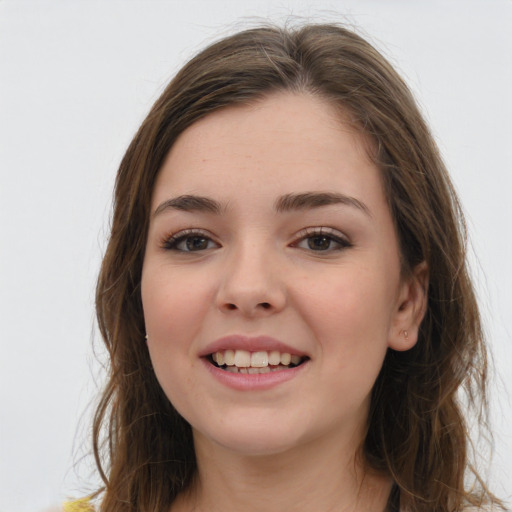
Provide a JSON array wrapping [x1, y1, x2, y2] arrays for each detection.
[[215, 241, 287, 317]]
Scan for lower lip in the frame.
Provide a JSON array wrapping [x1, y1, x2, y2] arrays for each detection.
[[201, 358, 309, 391]]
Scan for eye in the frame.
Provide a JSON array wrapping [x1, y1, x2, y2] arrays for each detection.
[[293, 228, 351, 252], [162, 229, 219, 252]]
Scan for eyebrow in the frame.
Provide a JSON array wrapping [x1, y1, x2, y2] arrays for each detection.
[[153, 195, 223, 216], [274, 192, 371, 217], [153, 192, 371, 217]]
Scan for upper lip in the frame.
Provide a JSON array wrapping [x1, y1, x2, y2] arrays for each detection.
[[199, 335, 308, 357]]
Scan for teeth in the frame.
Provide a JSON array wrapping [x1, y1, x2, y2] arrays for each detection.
[[280, 352, 291, 365], [250, 351, 268, 368], [211, 349, 305, 370], [291, 354, 301, 365], [234, 350, 251, 367], [268, 350, 281, 366], [219, 364, 289, 374], [224, 349, 235, 366]]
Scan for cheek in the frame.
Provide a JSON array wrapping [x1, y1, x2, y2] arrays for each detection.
[[299, 262, 397, 334], [141, 265, 213, 373], [142, 262, 206, 331], [295, 262, 398, 378], [141, 266, 212, 412]]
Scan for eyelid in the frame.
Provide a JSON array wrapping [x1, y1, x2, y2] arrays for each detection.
[[159, 226, 351, 252], [291, 226, 352, 250], [160, 228, 220, 251]]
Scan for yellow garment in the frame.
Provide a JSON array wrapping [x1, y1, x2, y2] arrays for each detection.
[[62, 497, 94, 512]]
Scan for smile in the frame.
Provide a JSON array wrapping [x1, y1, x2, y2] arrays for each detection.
[[209, 349, 308, 374]]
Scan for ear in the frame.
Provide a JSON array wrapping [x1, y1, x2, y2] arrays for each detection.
[[388, 261, 429, 351]]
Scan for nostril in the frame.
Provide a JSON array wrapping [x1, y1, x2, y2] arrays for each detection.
[[221, 302, 274, 313]]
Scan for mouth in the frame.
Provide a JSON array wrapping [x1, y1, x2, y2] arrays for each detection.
[[207, 349, 309, 374]]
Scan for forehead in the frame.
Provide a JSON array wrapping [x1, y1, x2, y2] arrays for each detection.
[[154, 93, 382, 207]]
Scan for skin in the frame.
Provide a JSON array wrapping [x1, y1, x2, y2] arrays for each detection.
[[141, 92, 427, 512]]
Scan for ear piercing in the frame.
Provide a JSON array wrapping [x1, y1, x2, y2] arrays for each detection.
[[400, 330, 409, 340]]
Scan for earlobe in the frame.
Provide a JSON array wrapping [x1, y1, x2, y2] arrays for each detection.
[[388, 262, 429, 352]]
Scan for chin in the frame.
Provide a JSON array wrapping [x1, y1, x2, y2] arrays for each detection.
[[212, 435, 303, 458], [193, 416, 310, 457]]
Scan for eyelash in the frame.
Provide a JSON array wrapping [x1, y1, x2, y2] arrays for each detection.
[[161, 227, 352, 253], [161, 229, 219, 252], [292, 227, 352, 252]]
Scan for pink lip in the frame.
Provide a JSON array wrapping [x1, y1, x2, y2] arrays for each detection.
[[199, 335, 307, 357], [201, 357, 309, 391], [198, 335, 310, 391]]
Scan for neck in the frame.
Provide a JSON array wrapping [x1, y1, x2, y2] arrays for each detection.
[[172, 431, 392, 512]]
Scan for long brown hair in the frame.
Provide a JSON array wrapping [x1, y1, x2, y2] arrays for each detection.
[[93, 23, 503, 511]]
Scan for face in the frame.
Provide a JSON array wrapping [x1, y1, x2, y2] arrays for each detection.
[[141, 93, 415, 457]]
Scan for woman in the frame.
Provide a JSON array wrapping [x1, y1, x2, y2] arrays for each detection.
[[82, 23, 504, 512]]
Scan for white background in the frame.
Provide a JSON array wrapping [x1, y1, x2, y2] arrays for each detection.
[[1, 1, 511, 510]]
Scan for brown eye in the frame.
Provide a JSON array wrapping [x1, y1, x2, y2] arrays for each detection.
[[307, 235, 334, 251], [184, 236, 210, 251], [294, 228, 351, 253], [163, 230, 219, 252]]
